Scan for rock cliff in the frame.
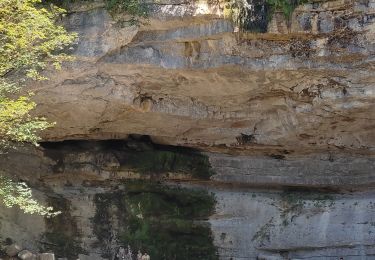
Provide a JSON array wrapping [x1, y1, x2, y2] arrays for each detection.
[[29, 0, 375, 156], [1, 141, 375, 259], [1, 0, 375, 259]]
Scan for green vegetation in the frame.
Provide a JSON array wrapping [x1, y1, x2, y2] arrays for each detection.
[[0, 0, 75, 148], [42, 197, 86, 259], [106, 0, 148, 23], [223, 0, 269, 32], [0, 176, 60, 217], [0, 0, 75, 214], [119, 148, 215, 179], [224, 0, 307, 32], [0, 90, 51, 149], [93, 181, 218, 260], [0, 0, 75, 80], [47, 0, 149, 25], [267, 0, 306, 20]]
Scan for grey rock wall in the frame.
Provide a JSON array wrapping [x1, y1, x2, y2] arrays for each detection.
[[2, 179, 375, 259], [209, 153, 375, 187], [0, 143, 375, 259], [209, 187, 375, 259]]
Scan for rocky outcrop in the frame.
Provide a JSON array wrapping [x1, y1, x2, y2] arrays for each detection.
[[0, 140, 375, 259], [1, 141, 375, 259], [0, 241, 55, 260], [28, 0, 375, 157], [2, 0, 374, 259]]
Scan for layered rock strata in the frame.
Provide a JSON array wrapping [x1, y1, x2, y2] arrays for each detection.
[[28, 0, 375, 157]]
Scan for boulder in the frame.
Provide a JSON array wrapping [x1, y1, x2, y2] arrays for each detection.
[[5, 244, 22, 256], [78, 254, 105, 260], [38, 253, 55, 260], [18, 250, 37, 260]]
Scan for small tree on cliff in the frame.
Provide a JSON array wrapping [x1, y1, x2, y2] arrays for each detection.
[[0, 0, 76, 216]]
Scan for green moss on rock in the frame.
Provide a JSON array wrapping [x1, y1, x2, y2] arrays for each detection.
[[42, 197, 86, 260], [116, 145, 215, 180], [224, 0, 308, 32], [42, 139, 215, 180], [93, 181, 218, 260]]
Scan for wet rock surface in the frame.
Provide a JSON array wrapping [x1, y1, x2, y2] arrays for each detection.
[[0, 141, 375, 259]]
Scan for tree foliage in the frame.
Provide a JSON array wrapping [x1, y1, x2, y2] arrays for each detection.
[[0, 0, 76, 215], [0, 0, 76, 79], [0, 175, 61, 217], [0, 81, 53, 148], [49, 0, 149, 26], [0, 0, 76, 149]]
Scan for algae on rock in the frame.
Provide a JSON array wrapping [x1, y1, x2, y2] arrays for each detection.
[[93, 181, 218, 260], [41, 196, 86, 259]]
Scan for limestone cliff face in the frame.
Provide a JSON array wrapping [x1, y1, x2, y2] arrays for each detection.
[[29, 0, 375, 156], [1, 142, 375, 259], [2, 1, 375, 260]]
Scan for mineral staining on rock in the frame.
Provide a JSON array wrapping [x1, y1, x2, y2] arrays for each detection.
[[210, 188, 375, 259], [41, 138, 215, 180], [115, 144, 214, 179], [1, 142, 375, 259], [93, 181, 217, 260], [0, 0, 374, 259], [20, 140, 218, 259], [41, 196, 86, 259]]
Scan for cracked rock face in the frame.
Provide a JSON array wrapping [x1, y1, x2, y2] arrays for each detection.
[[28, 0, 375, 157]]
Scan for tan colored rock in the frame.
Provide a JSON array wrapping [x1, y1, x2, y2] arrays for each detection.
[[26, 0, 374, 158], [38, 253, 55, 260]]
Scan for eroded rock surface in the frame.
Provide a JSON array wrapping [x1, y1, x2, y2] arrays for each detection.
[[28, 0, 375, 157], [2, 0, 375, 259], [0, 141, 375, 259]]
